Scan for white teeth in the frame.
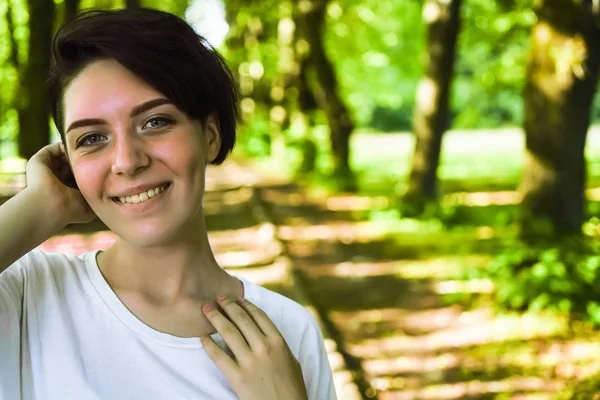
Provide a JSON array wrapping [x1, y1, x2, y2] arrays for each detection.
[[117, 184, 167, 204]]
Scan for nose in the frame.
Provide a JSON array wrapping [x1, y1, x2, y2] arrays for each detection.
[[111, 134, 150, 176]]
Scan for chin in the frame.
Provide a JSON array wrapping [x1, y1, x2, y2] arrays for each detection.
[[95, 198, 204, 248], [103, 219, 185, 248]]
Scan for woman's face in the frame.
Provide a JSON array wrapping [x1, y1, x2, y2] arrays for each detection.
[[63, 59, 221, 247]]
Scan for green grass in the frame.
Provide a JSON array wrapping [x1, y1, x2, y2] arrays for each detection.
[[349, 126, 600, 194], [247, 125, 600, 195]]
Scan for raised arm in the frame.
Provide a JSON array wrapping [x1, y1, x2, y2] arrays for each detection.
[[0, 143, 95, 272]]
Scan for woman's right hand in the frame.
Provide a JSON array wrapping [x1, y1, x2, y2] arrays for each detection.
[[25, 143, 96, 225]]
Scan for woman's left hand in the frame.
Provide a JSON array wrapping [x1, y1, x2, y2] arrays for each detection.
[[201, 295, 309, 400]]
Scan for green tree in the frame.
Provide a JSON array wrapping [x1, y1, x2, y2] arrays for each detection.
[[404, 0, 462, 212], [223, 0, 282, 158], [275, 1, 319, 174], [519, 0, 600, 238], [63, 0, 80, 22], [1, 0, 21, 149], [16, 0, 55, 159], [451, 0, 534, 128], [297, 0, 356, 190], [222, 0, 319, 174], [124, 0, 141, 8]]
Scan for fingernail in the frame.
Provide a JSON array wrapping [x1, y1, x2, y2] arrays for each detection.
[[217, 294, 227, 302], [202, 303, 213, 312]]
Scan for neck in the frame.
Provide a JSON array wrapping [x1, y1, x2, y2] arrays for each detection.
[[98, 218, 241, 306]]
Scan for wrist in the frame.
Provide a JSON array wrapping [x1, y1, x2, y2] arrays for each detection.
[[20, 187, 69, 233]]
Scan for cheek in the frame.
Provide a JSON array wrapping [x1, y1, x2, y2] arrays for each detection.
[[71, 159, 106, 199], [155, 133, 205, 174]]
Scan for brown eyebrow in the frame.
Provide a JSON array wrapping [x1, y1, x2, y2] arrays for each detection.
[[65, 98, 173, 134]]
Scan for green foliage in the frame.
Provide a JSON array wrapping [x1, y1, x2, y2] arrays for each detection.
[[0, 0, 28, 147], [235, 113, 273, 157], [0, 0, 598, 161], [562, 377, 600, 399], [224, 0, 558, 164], [451, 0, 535, 128], [368, 105, 412, 132], [287, 136, 318, 175], [463, 233, 600, 325], [323, 0, 542, 130], [323, 0, 423, 128]]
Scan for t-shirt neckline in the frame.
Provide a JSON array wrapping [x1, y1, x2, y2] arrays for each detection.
[[83, 249, 255, 348]]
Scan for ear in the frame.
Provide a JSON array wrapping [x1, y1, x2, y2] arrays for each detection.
[[204, 114, 222, 164]]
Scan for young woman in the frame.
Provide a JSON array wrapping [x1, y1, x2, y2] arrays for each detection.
[[0, 8, 336, 400]]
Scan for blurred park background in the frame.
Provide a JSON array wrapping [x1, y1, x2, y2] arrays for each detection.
[[2, 0, 600, 398]]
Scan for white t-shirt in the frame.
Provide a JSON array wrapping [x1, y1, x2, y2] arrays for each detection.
[[0, 250, 336, 400]]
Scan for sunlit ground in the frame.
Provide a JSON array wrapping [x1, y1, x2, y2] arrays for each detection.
[[258, 183, 600, 399]]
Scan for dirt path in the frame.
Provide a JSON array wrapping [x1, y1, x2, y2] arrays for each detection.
[[256, 181, 600, 400]]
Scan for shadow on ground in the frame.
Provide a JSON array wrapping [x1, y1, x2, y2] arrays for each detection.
[[259, 183, 600, 400]]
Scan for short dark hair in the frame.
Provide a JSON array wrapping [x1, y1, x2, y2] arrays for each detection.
[[48, 8, 238, 165]]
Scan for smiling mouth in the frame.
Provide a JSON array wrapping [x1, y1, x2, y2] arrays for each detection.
[[112, 182, 171, 204]]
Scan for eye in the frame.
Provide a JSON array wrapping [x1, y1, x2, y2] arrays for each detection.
[[77, 133, 106, 148], [143, 116, 173, 130]]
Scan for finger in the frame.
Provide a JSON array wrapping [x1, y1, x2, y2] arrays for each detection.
[[27, 144, 54, 169], [35, 143, 64, 161], [25, 144, 63, 185], [236, 298, 281, 338], [202, 303, 251, 362], [217, 295, 266, 351], [201, 335, 239, 377], [29, 144, 64, 174]]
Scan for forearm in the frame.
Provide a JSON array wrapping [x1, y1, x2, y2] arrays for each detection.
[[0, 188, 67, 273]]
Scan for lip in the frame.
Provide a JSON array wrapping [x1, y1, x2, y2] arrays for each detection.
[[111, 181, 171, 198]]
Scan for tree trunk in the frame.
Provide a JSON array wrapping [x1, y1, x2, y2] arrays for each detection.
[[3, 1, 20, 122], [279, 4, 319, 175], [404, 0, 462, 212], [63, 0, 79, 23], [5, 1, 19, 72], [0, 3, 19, 155], [519, 0, 600, 238], [18, 0, 55, 159], [298, 0, 356, 190], [125, 0, 141, 9]]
